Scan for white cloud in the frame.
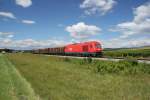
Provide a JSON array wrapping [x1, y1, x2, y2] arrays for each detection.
[[80, 0, 116, 15], [0, 12, 16, 19], [0, 32, 14, 38], [114, 2, 150, 38], [133, 3, 150, 23], [0, 12, 35, 24], [66, 22, 101, 39], [7, 35, 14, 38], [22, 20, 35, 24], [15, 0, 32, 8], [102, 37, 150, 48], [0, 38, 68, 50]]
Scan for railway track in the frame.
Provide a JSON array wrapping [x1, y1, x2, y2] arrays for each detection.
[[45, 55, 150, 64]]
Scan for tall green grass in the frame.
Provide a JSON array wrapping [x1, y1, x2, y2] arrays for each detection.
[[7, 53, 150, 100], [0, 54, 40, 100]]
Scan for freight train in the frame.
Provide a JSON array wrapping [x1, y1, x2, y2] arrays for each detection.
[[33, 41, 103, 57]]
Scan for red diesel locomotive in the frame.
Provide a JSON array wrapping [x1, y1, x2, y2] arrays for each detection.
[[33, 41, 102, 57]]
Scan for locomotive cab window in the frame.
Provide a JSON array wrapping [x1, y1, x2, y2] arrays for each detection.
[[95, 44, 101, 48]]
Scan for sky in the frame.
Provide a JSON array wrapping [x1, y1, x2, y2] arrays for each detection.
[[0, 0, 150, 49]]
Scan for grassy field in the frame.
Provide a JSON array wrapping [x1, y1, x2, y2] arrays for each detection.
[[5, 53, 150, 100], [0, 54, 39, 100], [103, 47, 150, 58]]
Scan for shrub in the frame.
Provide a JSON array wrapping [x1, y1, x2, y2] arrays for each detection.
[[61, 56, 149, 75], [92, 59, 150, 75], [63, 57, 71, 62], [86, 57, 93, 63], [123, 57, 138, 66], [140, 63, 150, 74], [79, 57, 93, 65]]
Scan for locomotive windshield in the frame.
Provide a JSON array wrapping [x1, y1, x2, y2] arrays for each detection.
[[96, 44, 101, 48]]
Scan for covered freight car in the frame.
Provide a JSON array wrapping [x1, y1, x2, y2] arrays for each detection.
[[48, 47, 65, 55], [33, 47, 65, 55]]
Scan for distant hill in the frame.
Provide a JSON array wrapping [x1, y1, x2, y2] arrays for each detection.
[[104, 46, 150, 51], [103, 46, 150, 58]]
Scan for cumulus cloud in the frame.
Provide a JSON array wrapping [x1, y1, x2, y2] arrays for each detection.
[[80, 0, 116, 15], [113, 2, 150, 38], [0, 12, 16, 19], [134, 3, 150, 23], [22, 20, 35, 24], [15, 0, 32, 8], [66, 22, 101, 39]]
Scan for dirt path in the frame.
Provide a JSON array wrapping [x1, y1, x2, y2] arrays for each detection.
[[0, 54, 40, 100]]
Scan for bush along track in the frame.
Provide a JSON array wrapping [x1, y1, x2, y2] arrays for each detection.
[[71, 57, 150, 75], [0, 54, 40, 100]]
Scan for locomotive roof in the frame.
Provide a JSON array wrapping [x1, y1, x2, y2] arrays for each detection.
[[68, 41, 100, 45]]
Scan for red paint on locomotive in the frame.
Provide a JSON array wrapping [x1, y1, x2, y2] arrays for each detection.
[[65, 41, 102, 54]]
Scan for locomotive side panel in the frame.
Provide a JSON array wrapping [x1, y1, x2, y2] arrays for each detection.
[[65, 44, 82, 53], [64, 41, 103, 56]]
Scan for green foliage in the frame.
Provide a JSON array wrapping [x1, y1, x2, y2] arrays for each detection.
[[79, 57, 93, 65], [70, 56, 150, 75], [86, 57, 93, 63], [62, 57, 71, 62], [92, 59, 150, 75]]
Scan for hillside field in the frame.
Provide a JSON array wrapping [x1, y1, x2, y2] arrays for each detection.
[[103, 47, 150, 59]]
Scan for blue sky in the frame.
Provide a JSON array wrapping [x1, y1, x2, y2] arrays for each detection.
[[0, 0, 150, 49]]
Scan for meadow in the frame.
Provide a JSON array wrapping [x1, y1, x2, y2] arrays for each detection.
[[4, 53, 150, 100]]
